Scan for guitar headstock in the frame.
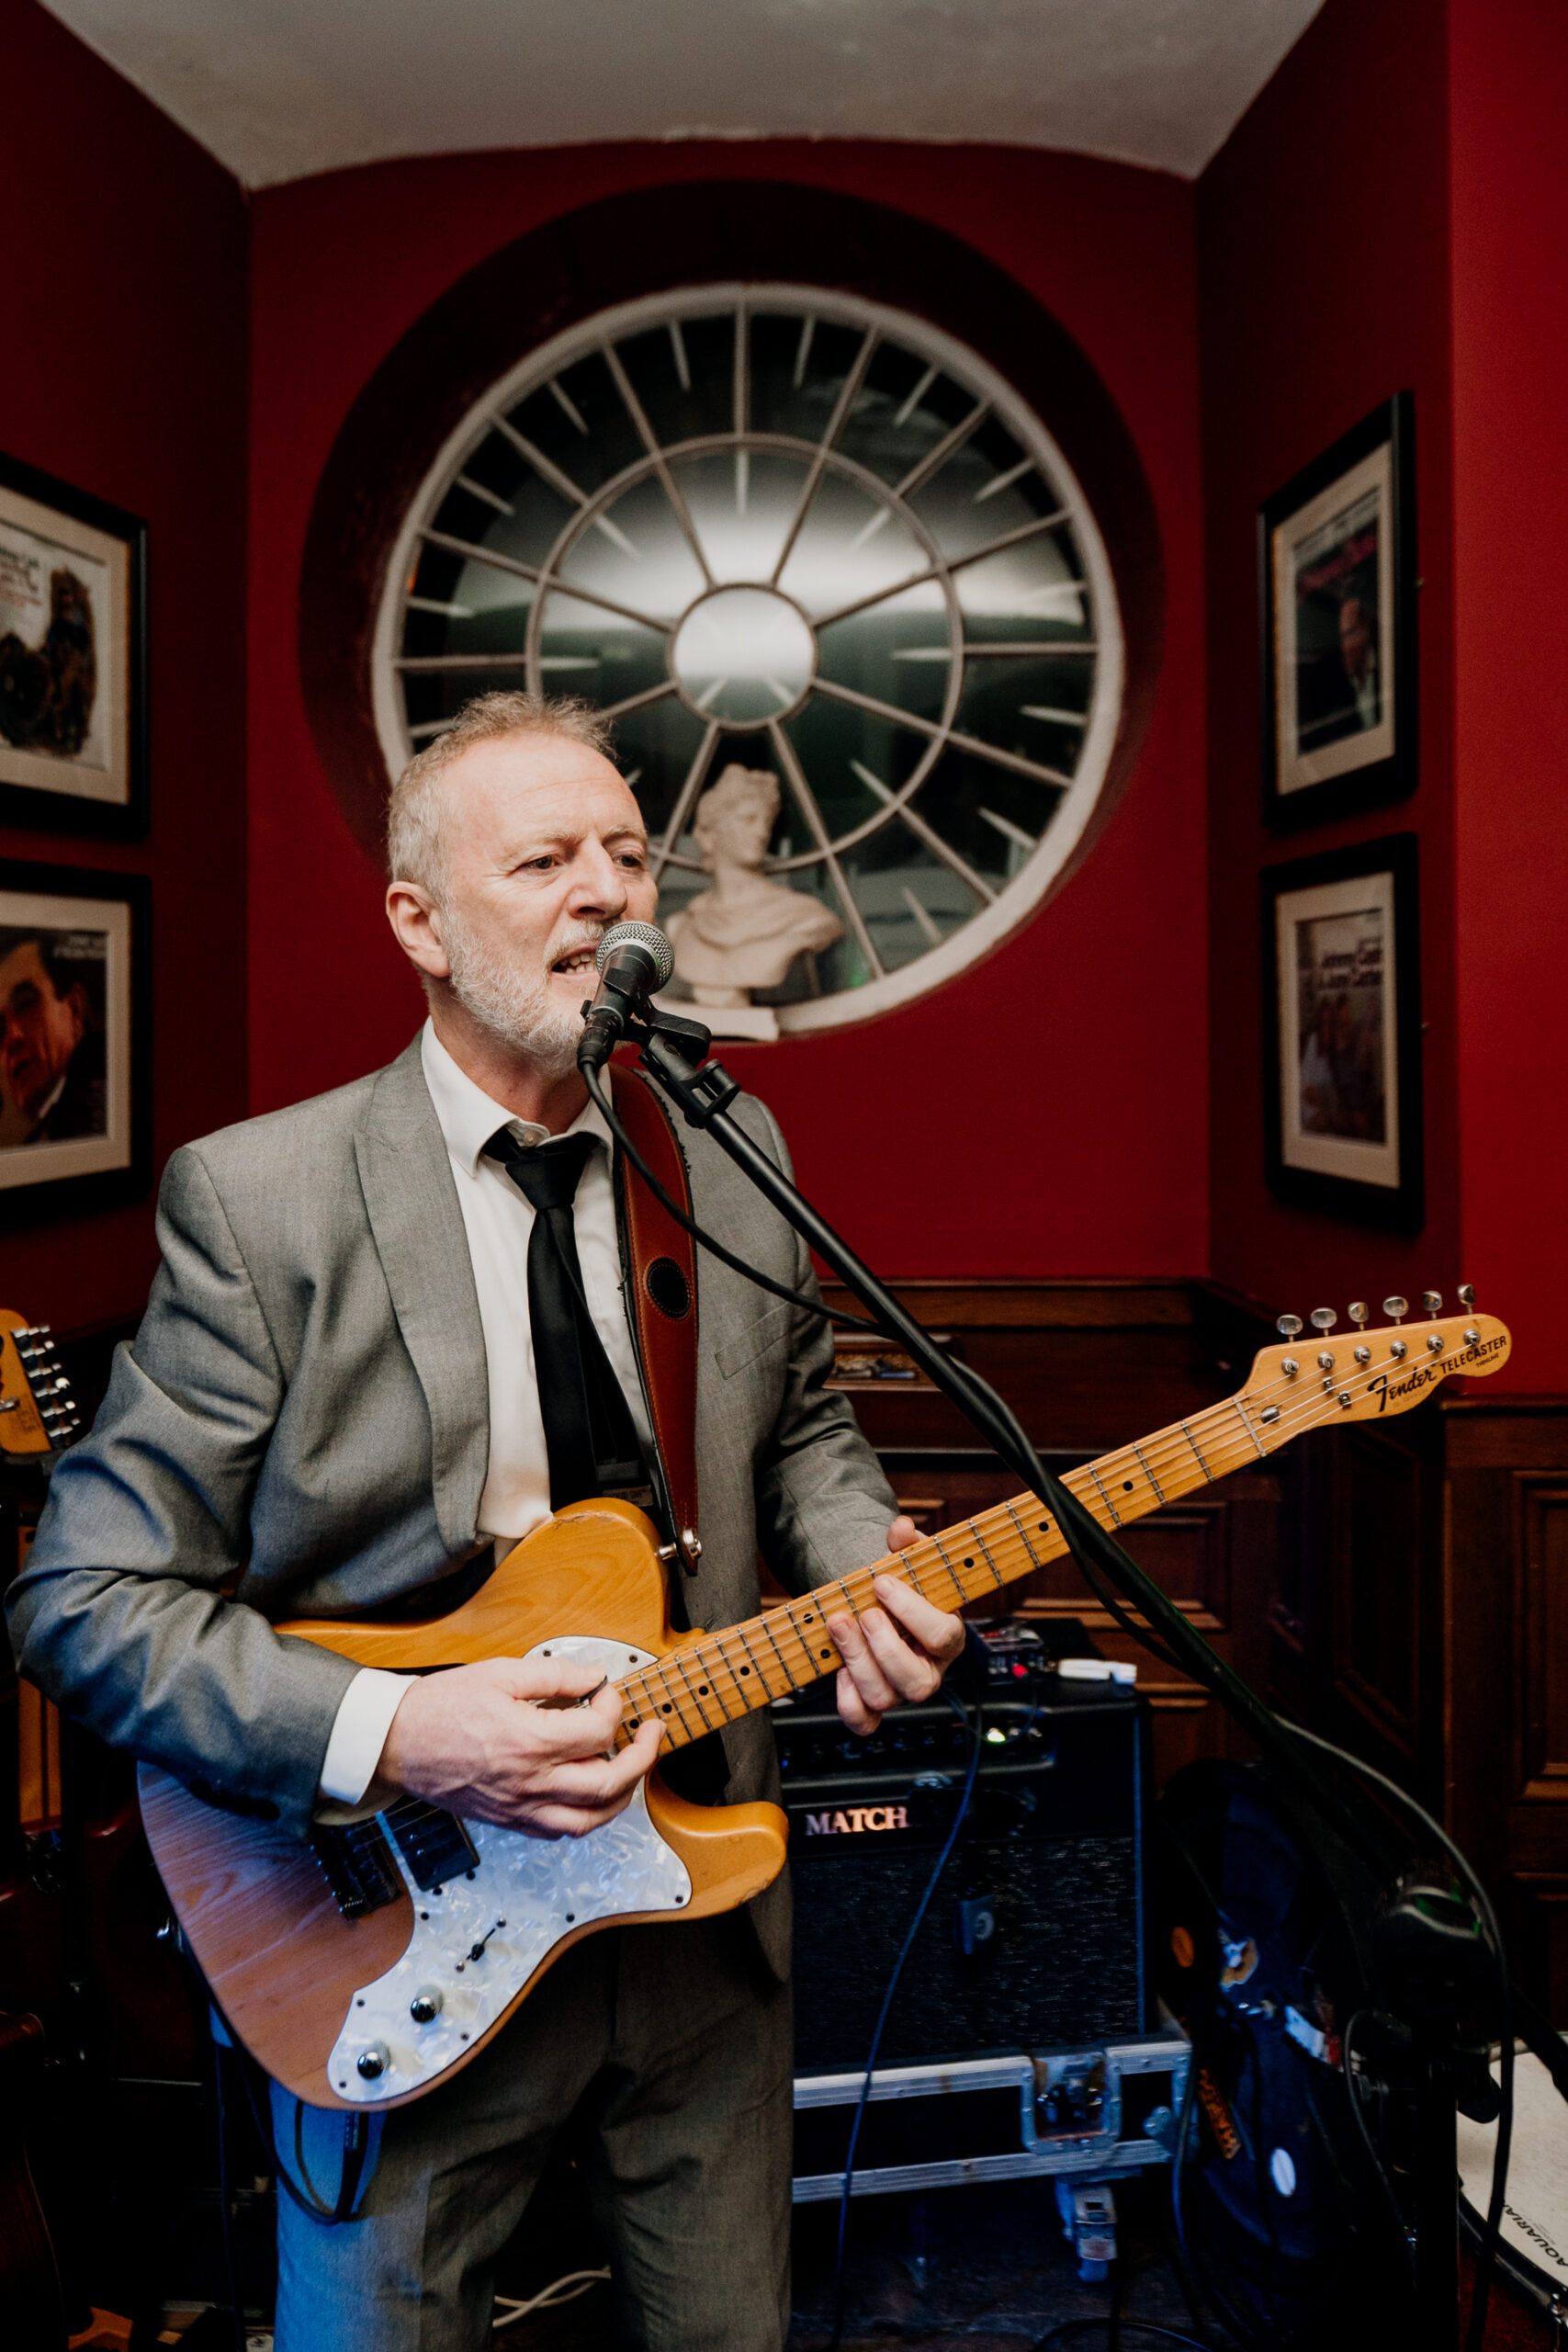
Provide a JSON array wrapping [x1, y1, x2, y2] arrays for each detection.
[[1237, 1288, 1511, 1440], [0, 1316, 83, 1456]]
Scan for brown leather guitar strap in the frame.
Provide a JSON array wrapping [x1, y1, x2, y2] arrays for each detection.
[[610, 1064, 700, 1574]]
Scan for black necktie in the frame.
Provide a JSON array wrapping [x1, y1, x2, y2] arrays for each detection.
[[482, 1128, 646, 1510]]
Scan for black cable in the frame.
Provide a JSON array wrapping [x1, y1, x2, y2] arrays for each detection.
[[1167, 2018, 1221, 2349], [1033, 2325, 1212, 2352], [224, 2025, 372, 2226], [1276, 1718, 1513, 2352], [826, 1673, 983, 2352], [1341, 2010, 1416, 2280], [941, 1352, 1191, 1679], [211, 2037, 247, 2352], [583, 1064, 879, 1329]]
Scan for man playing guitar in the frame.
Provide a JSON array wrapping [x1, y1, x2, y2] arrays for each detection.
[[8, 692, 964, 2352]]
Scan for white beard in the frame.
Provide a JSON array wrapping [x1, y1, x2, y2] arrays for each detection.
[[441, 906, 599, 1079]]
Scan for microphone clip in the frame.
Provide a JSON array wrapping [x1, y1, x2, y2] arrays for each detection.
[[581, 995, 713, 1073]]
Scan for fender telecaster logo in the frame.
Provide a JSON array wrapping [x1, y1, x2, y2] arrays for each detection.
[[1367, 1330, 1506, 1413], [803, 1805, 908, 1836]]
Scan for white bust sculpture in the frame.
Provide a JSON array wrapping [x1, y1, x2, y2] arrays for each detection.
[[665, 764, 844, 1040]]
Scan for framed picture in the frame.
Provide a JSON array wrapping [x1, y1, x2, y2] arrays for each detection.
[[1258, 394, 1416, 829], [0, 861, 151, 1225], [0, 450, 148, 838], [1262, 834, 1422, 1232]]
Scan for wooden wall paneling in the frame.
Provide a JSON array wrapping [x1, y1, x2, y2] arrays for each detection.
[[1330, 1423, 1427, 1759], [1508, 1464, 1568, 2017], [821, 1279, 1275, 1456], [1514, 1475, 1568, 1804], [1444, 1403, 1568, 2023]]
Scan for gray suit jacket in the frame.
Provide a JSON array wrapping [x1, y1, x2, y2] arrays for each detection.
[[6, 1037, 896, 1975]]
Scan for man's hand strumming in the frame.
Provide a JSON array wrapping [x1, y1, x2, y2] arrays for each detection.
[[378, 1655, 664, 1838]]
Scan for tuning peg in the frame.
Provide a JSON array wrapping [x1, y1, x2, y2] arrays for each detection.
[[1310, 1308, 1337, 1334], [1276, 1315, 1303, 1340], [1383, 1295, 1408, 1326], [1421, 1291, 1443, 1317], [1348, 1302, 1369, 1329], [1458, 1283, 1475, 1309]]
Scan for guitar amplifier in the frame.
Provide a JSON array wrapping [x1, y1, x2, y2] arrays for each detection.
[[778, 1620, 1150, 2074]]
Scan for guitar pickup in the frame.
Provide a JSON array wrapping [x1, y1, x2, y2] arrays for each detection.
[[384, 1801, 479, 1892], [311, 1816, 403, 1919]]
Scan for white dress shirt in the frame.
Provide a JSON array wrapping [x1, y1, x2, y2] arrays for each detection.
[[315, 1022, 651, 1804]]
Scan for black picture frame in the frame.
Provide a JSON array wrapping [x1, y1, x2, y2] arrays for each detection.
[[1261, 833, 1422, 1233], [1258, 393, 1416, 831], [0, 448, 149, 840], [0, 860, 152, 1227]]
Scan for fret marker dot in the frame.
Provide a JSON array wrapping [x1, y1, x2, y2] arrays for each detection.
[[698, 1685, 709, 1696], [820, 1648, 831, 1659], [1039, 1521, 1050, 1532], [661, 1703, 673, 1714], [739, 1665, 750, 1675], [1123, 1480, 1134, 1492], [964, 1558, 974, 1567]]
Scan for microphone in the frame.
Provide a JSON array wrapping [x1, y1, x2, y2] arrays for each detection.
[[577, 921, 675, 1074]]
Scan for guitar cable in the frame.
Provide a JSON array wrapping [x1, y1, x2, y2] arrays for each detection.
[[1278, 1720, 1516, 2352], [582, 1064, 879, 1328], [826, 1663, 984, 2352]]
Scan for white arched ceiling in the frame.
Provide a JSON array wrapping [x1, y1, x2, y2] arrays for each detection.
[[40, 0, 1325, 191]]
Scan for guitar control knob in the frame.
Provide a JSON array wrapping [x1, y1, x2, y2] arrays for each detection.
[[356, 2042, 390, 2081], [1276, 1315, 1303, 1340], [1421, 1291, 1443, 1317], [410, 1988, 444, 2025], [1383, 1296, 1408, 1325]]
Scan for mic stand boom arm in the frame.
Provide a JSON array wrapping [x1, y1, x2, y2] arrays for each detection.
[[627, 1017, 1378, 1867]]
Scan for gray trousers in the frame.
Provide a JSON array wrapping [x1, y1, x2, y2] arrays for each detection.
[[271, 1916, 793, 2352]]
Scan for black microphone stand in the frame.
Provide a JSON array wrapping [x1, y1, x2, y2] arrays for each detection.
[[598, 1002, 1533, 2349]]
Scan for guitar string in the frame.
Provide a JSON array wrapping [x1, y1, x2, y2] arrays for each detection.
[[616, 1331, 1485, 1740], [610, 1321, 1495, 1745], [638, 1321, 1459, 1707]]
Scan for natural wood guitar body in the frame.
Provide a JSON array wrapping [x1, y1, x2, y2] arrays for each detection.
[[140, 1501, 787, 2109]]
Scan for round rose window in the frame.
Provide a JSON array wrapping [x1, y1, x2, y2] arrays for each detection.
[[374, 285, 1123, 1033]]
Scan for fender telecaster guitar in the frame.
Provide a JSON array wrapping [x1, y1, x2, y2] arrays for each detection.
[[139, 1298, 1512, 2110]]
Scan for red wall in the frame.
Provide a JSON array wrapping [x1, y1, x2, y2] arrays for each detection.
[[2, 0, 249, 1335], [246, 143, 1209, 1278], [1448, 0, 1568, 1394], [1197, 0, 1462, 1337]]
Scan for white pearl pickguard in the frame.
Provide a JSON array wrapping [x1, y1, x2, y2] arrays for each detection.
[[325, 1634, 691, 2104]]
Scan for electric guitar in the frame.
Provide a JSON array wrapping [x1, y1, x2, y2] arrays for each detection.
[[139, 1295, 1512, 2111]]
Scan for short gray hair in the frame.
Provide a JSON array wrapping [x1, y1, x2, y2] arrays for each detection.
[[386, 691, 617, 897]]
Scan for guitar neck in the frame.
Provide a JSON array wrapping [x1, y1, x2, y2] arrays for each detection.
[[612, 1383, 1278, 1752]]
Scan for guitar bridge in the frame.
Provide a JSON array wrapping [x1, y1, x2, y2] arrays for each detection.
[[311, 1816, 403, 1919]]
